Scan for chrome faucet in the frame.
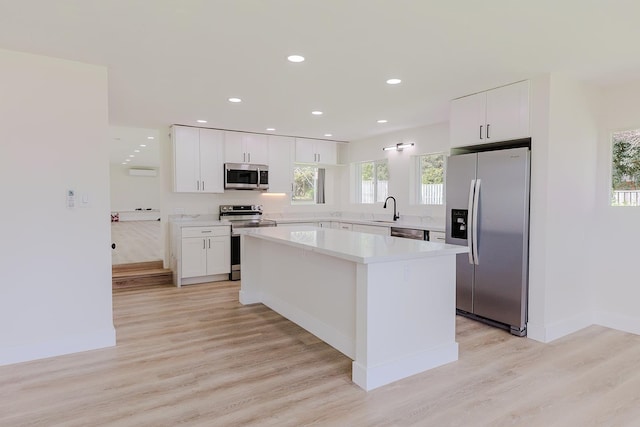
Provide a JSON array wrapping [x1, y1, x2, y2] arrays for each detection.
[[383, 196, 399, 221]]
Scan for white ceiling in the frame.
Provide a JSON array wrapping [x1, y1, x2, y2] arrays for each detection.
[[1, 1, 640, 145]]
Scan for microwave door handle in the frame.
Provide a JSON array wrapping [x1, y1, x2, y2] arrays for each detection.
[[256, 167, 260, 188]]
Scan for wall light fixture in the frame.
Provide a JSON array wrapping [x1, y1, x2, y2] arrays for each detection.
[[382, 142, 415, 152]]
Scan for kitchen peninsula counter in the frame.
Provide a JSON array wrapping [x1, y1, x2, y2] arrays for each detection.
[[239, 226, 468, 391]]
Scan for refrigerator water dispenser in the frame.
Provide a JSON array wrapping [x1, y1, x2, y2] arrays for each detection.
[[451, 209, 468, 239]]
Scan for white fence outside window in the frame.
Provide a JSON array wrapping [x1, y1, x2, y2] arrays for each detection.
[[612, 190, 640, 206], [421, 183, 444, 205]]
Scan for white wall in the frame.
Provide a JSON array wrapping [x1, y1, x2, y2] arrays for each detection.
[[591, 80, 640, 335], [109, 164, 161, 212], [0, 49, 115, 365], [341, 122, 450, 222]]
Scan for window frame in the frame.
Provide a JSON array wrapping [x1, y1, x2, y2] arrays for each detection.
[[352, 159, 389, 204], [610, 128, 640, 207], [414, 152, 446, 206]]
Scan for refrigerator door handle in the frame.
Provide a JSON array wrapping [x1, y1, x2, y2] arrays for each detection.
[[467, 179, 476, 265], [472, 179, 481, 265]]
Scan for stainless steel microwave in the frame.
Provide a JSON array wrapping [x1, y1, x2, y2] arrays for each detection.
[[224, 163, 269, 190]]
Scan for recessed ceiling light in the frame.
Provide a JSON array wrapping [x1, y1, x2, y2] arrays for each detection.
[[134, 149, 140, 153], [129, 155, 135, 158], [266, 128, 276, 131], [139, 144, 147, 147], [125, 159, 131, 162], [377, 119, 388, 124], [287, 55, 305, 63], [228, 97, 242, 103], [147, 136, 155, 140], [311, 111, 323, 116], [197, 119, 207, 123], [324, 133, 333, 137], [121, 162, 127, 165], [386, 78, 402, 85]]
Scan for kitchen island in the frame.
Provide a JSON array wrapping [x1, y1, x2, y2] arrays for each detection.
[[239, 226, 468, 391]]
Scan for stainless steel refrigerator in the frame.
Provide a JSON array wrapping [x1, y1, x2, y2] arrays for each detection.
[[445, 146, 530, 336]]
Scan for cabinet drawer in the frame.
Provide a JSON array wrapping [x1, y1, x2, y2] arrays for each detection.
[[429, 231, 446, 242], [181, 226, 229, 238]]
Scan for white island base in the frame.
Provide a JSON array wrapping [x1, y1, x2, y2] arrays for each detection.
[[239, 227, 467, 391]]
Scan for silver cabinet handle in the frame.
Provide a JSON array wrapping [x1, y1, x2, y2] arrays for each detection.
[[479, 125, 483, 140], [197, 181, 200, 191], [208, 238, 211, 249], [248, 152, 251, 163], [467, 179, 475, 265], [486, 124, 490, 139], [203, 239, 206, 249], [202, 181, 205, 191], [472, 179, 481, 265]]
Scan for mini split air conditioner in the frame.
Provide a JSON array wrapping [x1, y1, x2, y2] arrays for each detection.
[[128, 168, 157, 177]]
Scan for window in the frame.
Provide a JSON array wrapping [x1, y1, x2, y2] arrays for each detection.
[[292, 165, 325, 204], [354, 160, 389, 203], [416, 153, 445, 205], [611, 129, 640, 206]]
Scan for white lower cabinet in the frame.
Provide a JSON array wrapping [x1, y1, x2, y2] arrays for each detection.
[[429, 231, 446, 242], [277, 222, 318, 227], [351, 224, 390, 236], [333, 222, 353, 231], [179, 226, 230, 283]]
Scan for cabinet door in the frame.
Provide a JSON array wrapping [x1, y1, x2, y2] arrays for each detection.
[[268, 135, 293, 193], [173, 126, 200, 192], [244, 133, 268, 164], [206, 235, 230, 275], [485, 80, 530, 143], [429, 231, 446, 242], [450, 92, 486, 148], [224, 131, 245, 163], [181, 238, 207, 278], [352, 224, 390, 236], [315, 140, 337, 165], [294, 138, 316, 163], [199, 128, 224, 193]]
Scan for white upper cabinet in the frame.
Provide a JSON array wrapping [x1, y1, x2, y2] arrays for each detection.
[[450, 80, 530, 148], [267, 135, 294, 193], [172, 126, 224, 193], [295, 138, 337, 165], [224, 131, 268, 164]]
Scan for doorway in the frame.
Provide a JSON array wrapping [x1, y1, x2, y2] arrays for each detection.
[[109, 126, 162, 266]]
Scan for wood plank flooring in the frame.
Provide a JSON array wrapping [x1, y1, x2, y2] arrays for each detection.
[[111, 220, 162, 265], [1, 281, 639, 426]]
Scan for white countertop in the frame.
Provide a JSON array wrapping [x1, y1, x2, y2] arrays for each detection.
[[265, 216, 445, 232], [169, 215, 230, 228], [239, 226, 467, 264]]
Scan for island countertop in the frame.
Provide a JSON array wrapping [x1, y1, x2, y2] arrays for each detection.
[[239, 226, 468, 264]]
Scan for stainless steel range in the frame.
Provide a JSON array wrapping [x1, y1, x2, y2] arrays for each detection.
[[219, 204, 276, 281]]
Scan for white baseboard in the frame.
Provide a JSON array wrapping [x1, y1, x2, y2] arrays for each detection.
[[594, 311, 640, 336], [261, 293, 355, 359], [532, 313, 593, 343], [0, 327, 116, 366], [352, 342, 458, 391]]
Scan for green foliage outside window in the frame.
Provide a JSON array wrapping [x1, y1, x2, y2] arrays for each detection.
[[292, 166, 316, 203], [612, 129, 640, 206]]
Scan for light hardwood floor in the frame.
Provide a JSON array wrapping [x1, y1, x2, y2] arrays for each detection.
[[2, 282, 639, 426], [111, 220, 162, 265]]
